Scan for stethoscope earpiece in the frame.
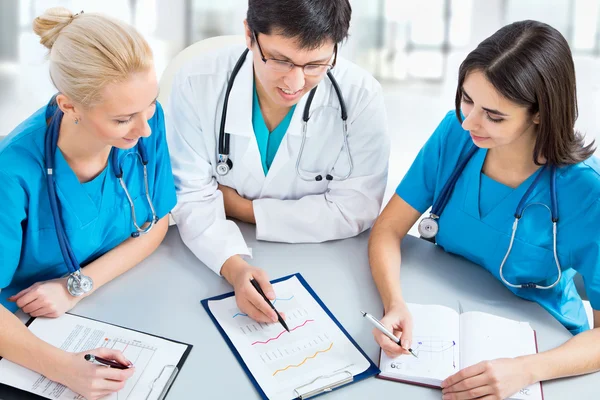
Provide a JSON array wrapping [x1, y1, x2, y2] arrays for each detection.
[[314, 174, 334, 182]]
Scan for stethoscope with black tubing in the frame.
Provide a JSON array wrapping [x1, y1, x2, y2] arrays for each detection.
[[418, 145, 562, 290], [216, 48, 353, 182], [45, 96, 158, 297]]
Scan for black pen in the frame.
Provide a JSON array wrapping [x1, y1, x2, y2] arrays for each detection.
[[84, 354, 132, 369], [250, 278, 289, 332]]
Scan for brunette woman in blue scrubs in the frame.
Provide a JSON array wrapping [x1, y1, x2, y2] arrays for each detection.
[[369, 20, 600, 399]]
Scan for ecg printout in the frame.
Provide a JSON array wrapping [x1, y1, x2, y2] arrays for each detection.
[[207, 275, 372, 400], [0, 314, 188, 400]]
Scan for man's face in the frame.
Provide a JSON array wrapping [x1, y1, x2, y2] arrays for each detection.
[[246, 27, 336, 108]]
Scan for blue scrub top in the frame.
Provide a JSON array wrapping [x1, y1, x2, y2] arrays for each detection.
[[252, 81, 296, 175], [397, 111, 600, 335], [0, 101, 177, 312]]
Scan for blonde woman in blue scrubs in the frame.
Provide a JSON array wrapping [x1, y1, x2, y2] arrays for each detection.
[[369, 20, 600, 399], [0, 8, 175, 400]]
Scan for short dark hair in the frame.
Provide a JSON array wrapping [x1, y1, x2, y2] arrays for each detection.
[[246, 0, 352, 50], [455, 20, 596, 166]]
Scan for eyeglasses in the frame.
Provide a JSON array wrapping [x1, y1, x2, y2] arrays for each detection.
[[253, 31, 337, 76]]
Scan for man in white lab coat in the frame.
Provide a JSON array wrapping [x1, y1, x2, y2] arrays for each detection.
[[166, 0, 389, 323]]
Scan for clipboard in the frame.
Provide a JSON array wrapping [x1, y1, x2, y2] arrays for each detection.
[[201, 273, 379, 400], [0, 314, 193, 400]]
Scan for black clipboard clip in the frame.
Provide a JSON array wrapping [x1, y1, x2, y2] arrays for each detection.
[[144, 365, 179, 400], [293, 365, 354, 400]]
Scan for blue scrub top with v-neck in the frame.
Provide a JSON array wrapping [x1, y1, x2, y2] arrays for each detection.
[[252, 81, 296, 175], [0, 101, 177, 313], [397, 111, 600, 335]]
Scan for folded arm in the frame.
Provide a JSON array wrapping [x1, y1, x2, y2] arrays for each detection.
[[253, 85, 390, 243]]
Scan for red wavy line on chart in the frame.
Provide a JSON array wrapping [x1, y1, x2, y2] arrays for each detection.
[[272, 342, 334, 376], [250, 319, 315, 346]]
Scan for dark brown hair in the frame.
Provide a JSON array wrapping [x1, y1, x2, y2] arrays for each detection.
[[455, 20, 595, 165], [246, 0, 351, 50]]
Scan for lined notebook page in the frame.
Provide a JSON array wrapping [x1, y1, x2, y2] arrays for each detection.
[[380, 303, 460, 386], [460, 311, 542, 400]]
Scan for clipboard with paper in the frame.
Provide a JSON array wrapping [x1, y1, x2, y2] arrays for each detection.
[[0, 314, 192, 400], [202, 273, 379, 400]]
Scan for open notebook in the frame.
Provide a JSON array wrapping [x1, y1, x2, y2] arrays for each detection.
[[378, 303, 543, 400]]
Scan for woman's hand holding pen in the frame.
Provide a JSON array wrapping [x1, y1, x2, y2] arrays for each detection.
[[221, 255, 286, 323], [53, 348, 135, 400], [373, 302, 414, 358], [8, 278, 82, 318]]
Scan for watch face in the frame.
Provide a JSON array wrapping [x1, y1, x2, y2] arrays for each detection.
[[418, 217, 439, 239]]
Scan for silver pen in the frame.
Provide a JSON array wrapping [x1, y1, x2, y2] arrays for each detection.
[[361, 310, 418, 358]]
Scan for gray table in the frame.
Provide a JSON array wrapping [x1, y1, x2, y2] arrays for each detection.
[[64, 224, 598, 399]]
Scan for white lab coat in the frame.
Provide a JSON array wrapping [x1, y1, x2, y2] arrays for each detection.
[[165, 44, 389, 274]]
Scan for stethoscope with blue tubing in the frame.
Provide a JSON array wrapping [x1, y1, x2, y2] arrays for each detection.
[[418, 145, 562, 290], [216, 48, 353, 182], [45, 96, 158, 297]]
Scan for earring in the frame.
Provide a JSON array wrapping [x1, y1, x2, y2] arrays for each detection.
[[74, 118, 79, 125]]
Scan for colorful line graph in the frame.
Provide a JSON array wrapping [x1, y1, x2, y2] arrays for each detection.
[[258, 333, 330, 363], [232, 296, 295, 318], [250, 319, 314, 346], [272, 342, 334, 376]]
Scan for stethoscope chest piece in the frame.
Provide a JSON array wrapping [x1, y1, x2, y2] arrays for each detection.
[[216, 155, 232, 176], [418, 216, 439, 239], [67, 270, 94, 297]]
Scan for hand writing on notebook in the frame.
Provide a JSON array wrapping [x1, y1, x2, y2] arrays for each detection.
[[221, 255, 286, 323], [8, 277, 82, 318], [55, 348, 135, 400], [441, 358, 532, 400], [372, 302, 414, 357]]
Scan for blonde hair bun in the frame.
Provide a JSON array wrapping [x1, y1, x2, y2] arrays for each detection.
[[33, 7, 76, 49], [32, 7, 153, 107]]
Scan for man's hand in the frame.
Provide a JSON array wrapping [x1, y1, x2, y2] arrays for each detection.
[[218, 184, 255, 224], [220, 255, 285, 323]]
